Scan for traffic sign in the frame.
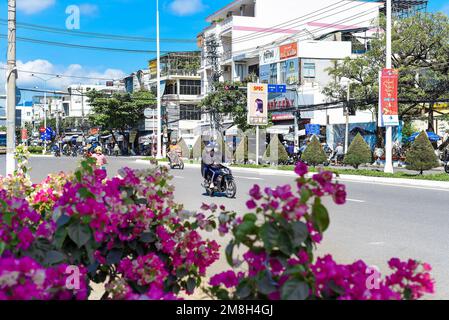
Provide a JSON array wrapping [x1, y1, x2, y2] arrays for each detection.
[[39, 127, 46, 133], [268, 84, 287, 93]]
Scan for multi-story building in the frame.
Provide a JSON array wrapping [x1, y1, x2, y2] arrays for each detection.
[[16, 101, 33, 128], [145, 51, 203, 148], [197, 0, 427, 148]]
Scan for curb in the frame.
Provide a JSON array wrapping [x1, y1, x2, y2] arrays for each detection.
[[29, 154, 55, 158], [135, 159, 449, 189]]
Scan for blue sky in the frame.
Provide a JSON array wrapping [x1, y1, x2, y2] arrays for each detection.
[[0, 0, 448, 97]]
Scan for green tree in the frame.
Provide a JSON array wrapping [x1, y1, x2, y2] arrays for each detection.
[[405, 131, 439, 174], [343, 133, 372, 169], [199, 82, 250, 132], [302, 136, 327, 166], [87, 90, 155, 152], [263, 135, 289, 165], [323, 13, 449, 146]]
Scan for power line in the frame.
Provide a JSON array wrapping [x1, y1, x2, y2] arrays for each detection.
[[0, 66, 123, 81], [232, 0, 379, 44], [231, 0, 348, 43], [0, 19, 196, 44], [0, 34, 172, 54]]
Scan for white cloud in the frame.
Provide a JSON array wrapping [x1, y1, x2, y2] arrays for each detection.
[[169, 0, 205, 16], [79, 3, 99, 17], [17, 0, 55, 15], [1, 59, 126, 95]]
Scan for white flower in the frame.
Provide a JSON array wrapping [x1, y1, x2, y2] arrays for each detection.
[[0, 271, 20, 287]]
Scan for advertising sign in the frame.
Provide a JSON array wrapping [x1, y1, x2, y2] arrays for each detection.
[[259, 47, 280, 65], [272, 112, 294, 121], [305, 124, 320, 136], [379, 68, 399, 126], [279, 42, 298, 60], [259, 64, 270, 83], [280, 58, 299, 85], [247, 83, 268, 126], [268, 90, 297, 112]]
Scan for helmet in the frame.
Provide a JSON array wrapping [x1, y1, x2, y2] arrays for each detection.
[[95, 146, 102, 153]]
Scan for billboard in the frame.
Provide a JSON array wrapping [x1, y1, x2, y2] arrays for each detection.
[[280, 58, 299, 85], [379, 68, 399, 126], [247, 83, 268, 126], [259, 47, 279, 65], [279, 42, 298, 60]]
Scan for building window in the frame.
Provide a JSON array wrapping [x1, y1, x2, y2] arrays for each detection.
[[180, 105, 201, 120], [165, 82, 177, 95], [303, 62, 316, 78], [179, 80, 201, 95]]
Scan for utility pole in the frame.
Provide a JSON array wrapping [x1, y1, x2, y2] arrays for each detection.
[[6, 0, 17, 175], [156, 0, 162, 158], [384, 0, 394, 173], [345, 82, 350, 154]]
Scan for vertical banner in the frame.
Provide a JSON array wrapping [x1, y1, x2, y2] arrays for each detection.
[[380, 68, 399, 126], [247, 83, 268, 126]]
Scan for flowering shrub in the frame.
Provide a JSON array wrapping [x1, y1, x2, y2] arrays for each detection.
[[205, 162, 434, 300], [48, 158, 220, 299], [0, 255, 88, 300]]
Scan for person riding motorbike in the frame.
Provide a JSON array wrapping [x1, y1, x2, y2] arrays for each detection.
[[202, 142, 222, 189], [91, 146, 107, 170]]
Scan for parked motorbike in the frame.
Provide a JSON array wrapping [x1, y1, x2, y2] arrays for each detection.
[[201, 163, 236, 198]]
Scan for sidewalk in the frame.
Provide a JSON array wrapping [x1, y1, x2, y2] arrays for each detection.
[[135, 159, 449, 189]]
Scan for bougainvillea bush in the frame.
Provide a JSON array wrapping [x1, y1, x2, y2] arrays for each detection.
[[0, 146, 434, 300], [205, 162, 434, 300]]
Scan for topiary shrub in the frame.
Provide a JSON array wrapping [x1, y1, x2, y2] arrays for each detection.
[[406, 131, 439, 174], [263, 135, 289, 165], [28, 146, 44, 154], [301, 135, 327, 166], [177, 138, 190, 158], [344, 133, 372, 169], [192, 137, 206, 160], [235, 136, 255, 164]]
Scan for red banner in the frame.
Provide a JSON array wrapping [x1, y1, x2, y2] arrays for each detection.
[[21, 129, 27, 141], [380, 68, 399, 126], [279, 42, 298, 60]]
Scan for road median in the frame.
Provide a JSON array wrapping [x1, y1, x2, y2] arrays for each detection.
[[136, 159, 449, 189]]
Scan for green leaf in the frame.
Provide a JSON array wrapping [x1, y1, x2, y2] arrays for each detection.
[[243, 213, 257, 223], [235, 220, 256, 242], [140, 232, 156, 243], [0, 242, 5, 256], [78, 187, 95, 199], [256, 271, 277, 295], [278, 232, 293, 256], [225, 241, 234, 266], [259, 223, 278, 252], [53, 227, 68, 249], [56, 214, 70, 228], [67, 222, 92, 248], [236, 280, 252, 299], [2, 212, 13, 227], [281, 279, 309, 300], [290, 221, 308, 247], [106, 249, 123, 265], [45, 250, 66, 265], [312, 203, 330, 233], [186, 278, 196, 293]]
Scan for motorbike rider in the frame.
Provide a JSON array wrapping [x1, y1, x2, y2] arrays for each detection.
[[92, 146, 108, 170], [202, 141, 222, 189]]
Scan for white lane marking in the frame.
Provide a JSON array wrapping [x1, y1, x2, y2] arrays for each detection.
[[347, 198, 365, 203], [173, 176, 185, 179], [343, 180, 449, 192], [234, 176, 264, 180], [368, 242, 385, 246]]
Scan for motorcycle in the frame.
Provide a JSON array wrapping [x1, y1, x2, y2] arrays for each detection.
[[168, 151, 184, 170], [442, 150, 449, 174], [201, 163, 236, 198], [51, 145, 61, 157]]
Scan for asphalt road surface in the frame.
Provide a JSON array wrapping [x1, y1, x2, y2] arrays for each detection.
[[1, 155, 448, 299]]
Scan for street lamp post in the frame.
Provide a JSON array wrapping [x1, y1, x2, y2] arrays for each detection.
[[156, 0, 162, 158], [31, 74, 60, 154], [384, 0, 394, 173]]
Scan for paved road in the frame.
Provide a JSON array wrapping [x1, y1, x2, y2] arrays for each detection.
[[1, 155, 448, 299]]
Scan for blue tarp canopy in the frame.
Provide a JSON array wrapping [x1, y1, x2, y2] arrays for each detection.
[[407, 131, 441, 142]]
